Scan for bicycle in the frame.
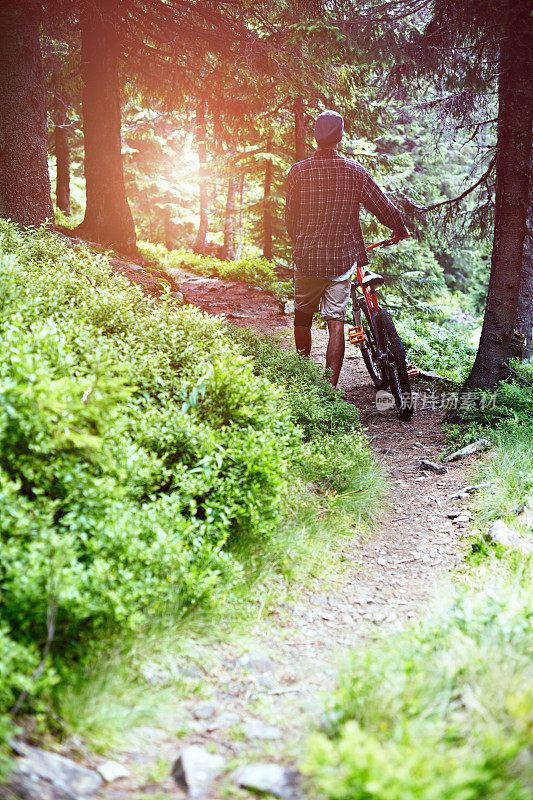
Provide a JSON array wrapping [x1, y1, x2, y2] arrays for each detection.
[[347, 238, 418, 420]]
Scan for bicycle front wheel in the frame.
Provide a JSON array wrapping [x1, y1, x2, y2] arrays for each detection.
[[378, 309, 414, 420]]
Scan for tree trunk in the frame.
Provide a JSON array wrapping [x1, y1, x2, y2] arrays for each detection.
[[75, 0, 137, 256], [223, 177, 236, 260], [235, 173, 245, 260], [193, 99, 208, 251], [263, 139, 273, 261], [53, 64, 70, 216], [294, 96, 306, 162], [463, 2, 533, 389], [516, 136, 533, 360], [0, 2, 53, 227], [163, 206, 173, 250]]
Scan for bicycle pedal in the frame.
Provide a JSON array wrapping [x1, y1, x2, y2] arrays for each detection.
[[407, 364, 420, 377], [347, 326, 365, 345]]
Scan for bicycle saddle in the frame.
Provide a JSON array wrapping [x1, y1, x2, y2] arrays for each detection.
[[361, 269, 384, 288]]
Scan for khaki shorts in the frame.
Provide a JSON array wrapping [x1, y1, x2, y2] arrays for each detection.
[[293, 270, 352, 321]]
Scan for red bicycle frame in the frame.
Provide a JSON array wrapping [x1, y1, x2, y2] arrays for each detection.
[[356, 237, 394, 312]]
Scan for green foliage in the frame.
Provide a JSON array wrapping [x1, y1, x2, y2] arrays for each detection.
[[445, 361, 533, 451], [0, 222, 298, 731], [394, 313, 476, 382], [471, 427, 533, 532], [303, 556, 533, 800], [230, 328, 361, 439], [0, 222, 381, 753], [138, 241, 291, 297]]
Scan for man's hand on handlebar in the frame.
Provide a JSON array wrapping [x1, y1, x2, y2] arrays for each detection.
[[389, 229, 411, 245]]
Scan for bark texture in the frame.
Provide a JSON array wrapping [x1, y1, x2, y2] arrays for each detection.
[[76, 0, 137, 255], [516, 135, 533, 360], [193, 100, 208, 251], [294, 96, 306, 162], [0, 2, 53, 226], [235, 173, 245, 260], [223, 177, 236, 260], [463, 2, 533, 389], [53, 65, 70, 216], [263, 139, 273, 261]]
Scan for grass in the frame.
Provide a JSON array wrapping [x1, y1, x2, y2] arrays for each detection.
[[0, 222, 385, 764], [302, 425, 533, 800], [471, 428, 533, 531], [303, 553, 533, 800]]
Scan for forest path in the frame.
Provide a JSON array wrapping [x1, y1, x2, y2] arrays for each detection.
[[101, 266, 477, 799]]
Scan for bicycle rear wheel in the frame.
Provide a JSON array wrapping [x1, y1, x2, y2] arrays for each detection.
[[378, 309, 414, 420], [352, 291, 388, 390]]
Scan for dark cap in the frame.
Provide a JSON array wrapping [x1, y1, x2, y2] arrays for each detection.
[[314, 110, 344, 146]]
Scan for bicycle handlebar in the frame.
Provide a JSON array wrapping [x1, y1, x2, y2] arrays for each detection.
[[366, 238, 396, 251]]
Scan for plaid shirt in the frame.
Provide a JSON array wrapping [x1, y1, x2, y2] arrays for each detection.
[[285, 149, 407, 277]]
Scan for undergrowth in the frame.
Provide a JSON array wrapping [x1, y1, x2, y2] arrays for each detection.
[[444, 359, 533, 453], [0, 222, 382, 762], [304, 416, 533, 800], [138, 240, 291, 298], [395, 312, 476, 383], [303, 554, 533, 800]]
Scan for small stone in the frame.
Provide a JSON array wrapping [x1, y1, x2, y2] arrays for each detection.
[[141, 663, 172, 685], [214, 711, 240, 728], [446, 483, 491, 501], [97, 759, 130, 783], [171, 746, 225, 800], [232, 763, 300, 800], [256, 674, 277, 690], [485, 521, 533, 553], [419, 460, 447, 475], [279, 299, 295, 315], [237, 651, 275, 672], [182, 664, 203, 680], [6, 741, 103, 799], [244, 720, 283, 741], [444, 438, 491, 462], [193, 701, 217, 720]]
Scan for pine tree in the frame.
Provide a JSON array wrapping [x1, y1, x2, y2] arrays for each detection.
[[0, 2, 53, 227], [369, 0, 533, 386]]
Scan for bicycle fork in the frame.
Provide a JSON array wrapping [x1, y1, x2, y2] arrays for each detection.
[[347, 287, 365, 346]]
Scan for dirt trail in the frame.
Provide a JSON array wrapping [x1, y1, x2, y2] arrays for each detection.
[[99, 267, 479, 799]]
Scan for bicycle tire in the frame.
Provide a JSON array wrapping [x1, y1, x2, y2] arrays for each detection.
[[378, 309, 414, 420], [352, 292, 389, 390]]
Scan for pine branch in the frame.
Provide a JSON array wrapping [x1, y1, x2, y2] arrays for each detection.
[[399, 155, 496, 215]]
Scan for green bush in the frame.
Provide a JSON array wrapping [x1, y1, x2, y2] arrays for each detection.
[[303, 556, 533, 800], [0, 223, 299, 727], [0, 222, 381, 759], [394, 313, 476, 383], [230, 328, 361, 439], [444, 360, 533, 451]]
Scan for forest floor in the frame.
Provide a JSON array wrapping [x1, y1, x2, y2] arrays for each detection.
[[95, 264, 481, 799]]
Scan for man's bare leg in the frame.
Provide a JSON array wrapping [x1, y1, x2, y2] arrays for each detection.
[[294, 325, 312, 357], [326, 319, 345, 387]]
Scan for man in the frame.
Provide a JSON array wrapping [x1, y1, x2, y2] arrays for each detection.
[[285, 109, 410, 386]]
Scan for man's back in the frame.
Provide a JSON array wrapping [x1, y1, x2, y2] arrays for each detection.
[[286, 148, 405, 278]]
